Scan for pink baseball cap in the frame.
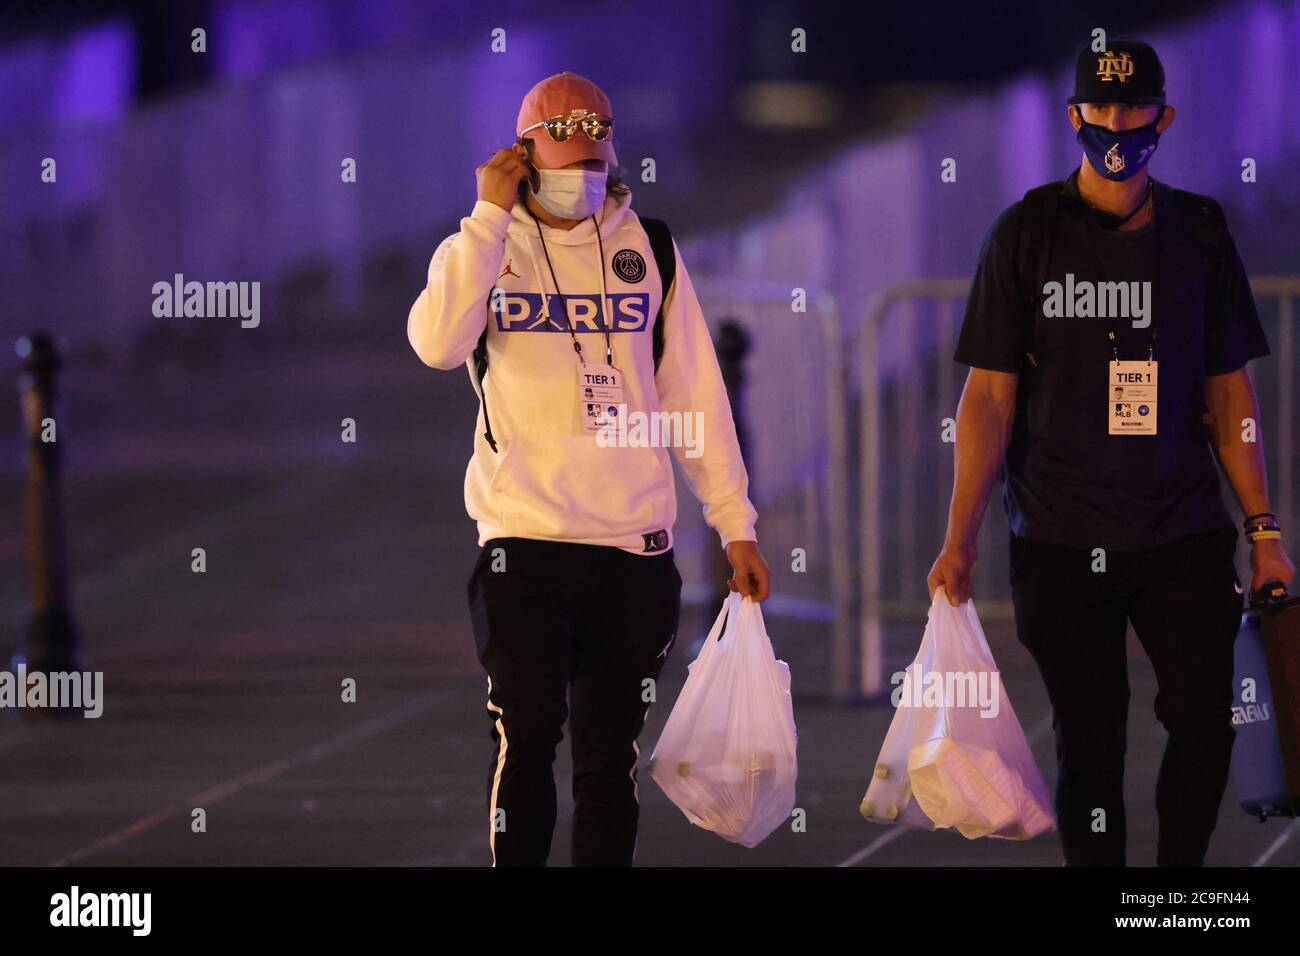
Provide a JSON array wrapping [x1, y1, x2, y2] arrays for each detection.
[[516, 71, 618, 169]]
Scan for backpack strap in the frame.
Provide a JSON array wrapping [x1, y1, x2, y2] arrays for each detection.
[[638, 216, 676, 373], [1161, 183, 1227, 253], [1013, 182, 1062, 368], [1163, 184, 1228, 294], [472, 298, 497, 452], [1173, 188, 1232, 360]]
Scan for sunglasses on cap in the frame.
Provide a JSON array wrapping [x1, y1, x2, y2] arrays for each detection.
[[518, 108, 613, 143]]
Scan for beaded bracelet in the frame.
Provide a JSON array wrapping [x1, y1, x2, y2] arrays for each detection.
[[1246, 523, 1282, 543]]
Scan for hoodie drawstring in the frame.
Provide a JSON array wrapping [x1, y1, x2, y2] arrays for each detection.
[[594, 213, 613, 364], [528, 208, 612, 366], [523, 235, 549, 321], [479, 205, 615, 456]]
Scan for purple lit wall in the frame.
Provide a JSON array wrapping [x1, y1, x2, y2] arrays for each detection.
[[685, 0, 1300, 334], [0, 0, 738, 344], [2, 0, 1298, 348]]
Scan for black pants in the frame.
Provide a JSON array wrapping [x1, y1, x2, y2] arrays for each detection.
[[1009, 525, 1242, 866], [466, 536, 682, 866]]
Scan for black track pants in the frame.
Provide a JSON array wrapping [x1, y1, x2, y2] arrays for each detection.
[[1009, 525, 1243, 866], [467, 536, 682, 866]]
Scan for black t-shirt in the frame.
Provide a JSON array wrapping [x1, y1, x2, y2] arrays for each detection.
[[954, 171, 1270, 551]]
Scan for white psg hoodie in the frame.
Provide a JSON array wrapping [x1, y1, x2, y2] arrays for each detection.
[[407, 189, 758, 555]]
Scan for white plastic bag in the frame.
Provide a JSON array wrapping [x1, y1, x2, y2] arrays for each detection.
[[860, 588, 1055, 840], [649, 592, 798, 847]]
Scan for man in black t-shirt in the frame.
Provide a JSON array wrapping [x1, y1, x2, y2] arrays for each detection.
[[928, 39, 1295, 866]]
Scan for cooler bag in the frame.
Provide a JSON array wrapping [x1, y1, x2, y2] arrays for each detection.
[[1231, 581, 1300, 820]]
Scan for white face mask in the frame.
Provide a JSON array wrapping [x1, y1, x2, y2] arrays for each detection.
[[531, 167, 607, 220]]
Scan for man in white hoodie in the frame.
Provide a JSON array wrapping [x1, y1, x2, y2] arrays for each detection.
[[407, 71, 769, 865]]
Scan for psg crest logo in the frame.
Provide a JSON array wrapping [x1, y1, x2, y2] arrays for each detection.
[[613, 249, 647, 283]]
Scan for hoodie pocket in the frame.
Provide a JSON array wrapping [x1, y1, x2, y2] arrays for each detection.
[[493, 422, 672, 539]]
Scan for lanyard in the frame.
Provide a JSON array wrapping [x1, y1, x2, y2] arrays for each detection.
[[1080, 180, 1160, 363], [530, 211, 613, 366]]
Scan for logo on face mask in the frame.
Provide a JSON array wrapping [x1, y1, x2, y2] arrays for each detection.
[[1104, 142, 1125, 173], [1096, 51, 1134, 83], [1076, 109, 1163, 182]]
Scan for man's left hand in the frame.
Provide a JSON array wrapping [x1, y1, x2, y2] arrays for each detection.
[[1250, 539, 1296, 596], [725, 540, 771, 602]]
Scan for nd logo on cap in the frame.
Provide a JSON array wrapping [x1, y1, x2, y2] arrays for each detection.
[[1096, 50, 1134, 83]]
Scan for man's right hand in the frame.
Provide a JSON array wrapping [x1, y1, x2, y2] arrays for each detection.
[[927, 543, 977, 606], [476, 145, 531, 212]]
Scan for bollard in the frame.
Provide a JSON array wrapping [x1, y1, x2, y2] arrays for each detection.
[[711, 319, 752, 608], [13, 333, 81, 717]]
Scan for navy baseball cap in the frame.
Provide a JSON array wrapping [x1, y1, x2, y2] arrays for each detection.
[[1068, 39, 1166, 106]]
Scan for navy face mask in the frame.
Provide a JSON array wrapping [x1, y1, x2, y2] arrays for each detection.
[[1075, 107, 1165, 181]]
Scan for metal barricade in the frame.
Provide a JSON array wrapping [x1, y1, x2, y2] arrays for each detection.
[[853, 276, 1300, 699], [686, 278, 851, 699]]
